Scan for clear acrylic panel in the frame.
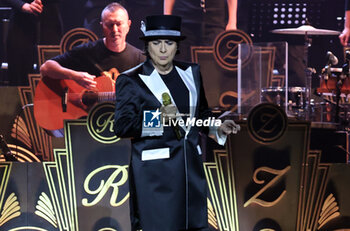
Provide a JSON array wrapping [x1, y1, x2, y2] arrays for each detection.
[[238, 42, 289, 117]]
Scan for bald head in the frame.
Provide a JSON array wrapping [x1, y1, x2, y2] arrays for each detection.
[[101, 2, 129, 22], [100, 2, 131, 52]]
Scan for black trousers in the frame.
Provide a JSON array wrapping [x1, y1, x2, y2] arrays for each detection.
[[6, 3, 62, 86]]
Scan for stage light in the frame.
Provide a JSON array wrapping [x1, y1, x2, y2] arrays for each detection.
[[250, 1, 324, 42]]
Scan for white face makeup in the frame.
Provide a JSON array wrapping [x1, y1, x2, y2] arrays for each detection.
[[148, 39, 177, 74]]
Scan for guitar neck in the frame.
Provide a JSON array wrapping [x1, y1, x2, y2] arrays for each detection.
[[97, 92, 116, 102], [67, 91, 115, 108]]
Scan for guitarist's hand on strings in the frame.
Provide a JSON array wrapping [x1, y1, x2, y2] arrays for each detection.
[[40, 60, 97, 90], [72, 72, 97, 90]]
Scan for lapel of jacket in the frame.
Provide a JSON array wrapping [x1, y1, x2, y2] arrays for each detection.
[[174, 63, 198, 135], [138, 60, 200, 134], [138, 60, 186, 132], [138, 60, 172, 105]]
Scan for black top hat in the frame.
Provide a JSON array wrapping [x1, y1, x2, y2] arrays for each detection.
[[139, 15, 186, 41]]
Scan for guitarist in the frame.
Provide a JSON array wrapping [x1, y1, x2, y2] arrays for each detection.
[[40, 2, 145, 89]]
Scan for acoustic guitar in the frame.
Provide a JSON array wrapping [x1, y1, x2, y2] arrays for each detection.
[[34, 76, 115, 131]]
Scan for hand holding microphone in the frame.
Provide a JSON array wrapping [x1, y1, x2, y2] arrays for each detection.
[[161, 93, 182, 140], [161, 93, 177, 122]]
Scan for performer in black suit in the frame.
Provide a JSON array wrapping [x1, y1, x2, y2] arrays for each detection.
[[114, 15, 239, 231], [4, 0, 62, 86]]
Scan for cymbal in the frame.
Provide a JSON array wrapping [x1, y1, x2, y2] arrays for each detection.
[[271, 25, 340, 35]]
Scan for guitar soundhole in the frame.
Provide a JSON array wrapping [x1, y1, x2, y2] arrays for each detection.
[[82, 91, 98, 107]]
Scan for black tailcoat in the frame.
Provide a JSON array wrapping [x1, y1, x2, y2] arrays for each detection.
[[114, 59, 212, 231]]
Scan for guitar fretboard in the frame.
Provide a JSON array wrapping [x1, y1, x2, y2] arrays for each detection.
[[98, 92, 116, 102]]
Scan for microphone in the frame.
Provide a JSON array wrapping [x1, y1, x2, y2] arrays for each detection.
[[162, 93, 182, 140], [327, 51, 338, 66]]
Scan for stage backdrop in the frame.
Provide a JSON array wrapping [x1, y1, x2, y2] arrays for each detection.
[[0, 102, 131, 231], [1, 103, 350, 230]]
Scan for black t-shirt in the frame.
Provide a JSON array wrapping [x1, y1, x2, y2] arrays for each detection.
[[52, 39, 146, 77], [160, 67, 189, 117]]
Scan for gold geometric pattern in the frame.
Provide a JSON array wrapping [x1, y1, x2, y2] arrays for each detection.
[[298, 151, 331, 231], [0, 74, 55, 162], [35, 192, 57, 228], [8, 227, 50, 230], [43, 148, 78, 231], [204, 150, 239, 231], [207, 197, 218, 230], [41, 119, 95, 231], [97, 228, 118, 231], [0, 192, 21, 226], [0, 163, 13, 226], [11, 115, 32, 149], [318, 193, 340, 229], [6, 144, 41, 162]]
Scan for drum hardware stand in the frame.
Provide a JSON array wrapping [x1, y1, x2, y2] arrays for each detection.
[[323, 55, 342, 124], [305, 66, 316, 120], [333, 58, 350, 126], [331, 74, 350, 130], [302, 28, 320, 121], [334, 76, 342, 123], [302, 21, 317, 120], [343, 52, 350, 127], [304, 34, 312, 95], [271, 23, 341, 121]]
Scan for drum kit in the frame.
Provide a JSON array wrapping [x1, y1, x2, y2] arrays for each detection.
[[265, 24, 347, 126]]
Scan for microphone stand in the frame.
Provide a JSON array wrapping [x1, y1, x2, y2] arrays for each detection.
[[304, 32, 313, 120], [339, 58, 350, 126], [323, 53, 342, 125], [335, 75, 342, 123]]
